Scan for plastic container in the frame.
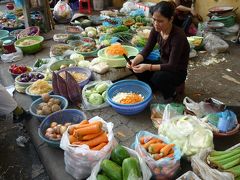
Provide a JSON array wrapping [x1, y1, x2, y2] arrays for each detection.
[[29, 95, 69, 122], [38, 109, 86, 148], [3, 40, 16, 54], [93, 0, 104, 11], [25, 84, 53, 101], [15, 36, 44, 54], [0, 30, 9, 40], [57, 67, 92, 88], [17, 26, 40, 39], [106, 80, 152, 115]]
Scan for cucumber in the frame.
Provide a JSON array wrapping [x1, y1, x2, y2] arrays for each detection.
[[101, 159, 122, 180], [110, 145, 130, 165], [97, 174, 110, 180], [225, 165, 240, 177], [122, 157, 142, 180]]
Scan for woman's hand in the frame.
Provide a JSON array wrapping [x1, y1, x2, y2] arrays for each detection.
[[132, 64, 150, 73], [126, 54, 144, 69]]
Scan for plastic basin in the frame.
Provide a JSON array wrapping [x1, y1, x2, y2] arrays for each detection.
[[15, 35, 44, 54], [29, 95, 69, 122], [38, 109, 86, 148], [106, 80, 152, 115]]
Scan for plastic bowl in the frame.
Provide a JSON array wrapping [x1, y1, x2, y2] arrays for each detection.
[[15, 72, 45, 87], [106, 80, 152, 115], [30, 95, 69, 122], [213, 123, 240, 137], [38, 109, 86, 148], [9, 29, 24, 38], [49, 59, 76, 72], [15, 35, 44, 54], [8, 66, 32, 78], [1, 35, 16, 42], [0, 30, 9, 39], [25, 83, 53, 101], [57, 67, 91, 88]]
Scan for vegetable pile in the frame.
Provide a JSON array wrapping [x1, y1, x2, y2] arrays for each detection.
[[159, 116, 214, 156], [105, 43, 128, 57], [140, 136, 175, 161], [17, 72, 44, 83], [112, 92, 144, 105], [84, 82, 109, 106], [207, 148, 240, 178], [36, 94, 61, 115], [45, 122, 72, 141], [68, 120, 109, 150], [97, 145, 143, 180], [9, 64, 31, 75]]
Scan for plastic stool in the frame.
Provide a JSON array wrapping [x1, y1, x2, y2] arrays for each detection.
[[79, 0, 92, 14], [176, 82, 185, 95]]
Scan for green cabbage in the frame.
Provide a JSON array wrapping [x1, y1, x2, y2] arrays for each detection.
[[89, 93, 104, 105], [95, 82, 108, 94]]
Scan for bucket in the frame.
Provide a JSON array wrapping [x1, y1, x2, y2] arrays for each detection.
[[93, 0, 104, 11]]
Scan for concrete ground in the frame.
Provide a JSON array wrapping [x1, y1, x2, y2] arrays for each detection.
[[1, 5, 240, 180]]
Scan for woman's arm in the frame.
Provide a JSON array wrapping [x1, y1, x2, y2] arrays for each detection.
[[174, 0, 196, 16], [139, 28, 158, 59]]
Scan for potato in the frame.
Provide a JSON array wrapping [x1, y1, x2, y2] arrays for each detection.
[[51, 104, 61, 112], [60, 125, 67, 135], [53, 98, 61, 105], [42, 93, 50, 103], [42, 106, 52, 115], [50, 122, 57, 128], [36, 109, 43, 115], [48, 98, 55, 103], [47, 101, 54, 107], [38, 102, 48, 110]]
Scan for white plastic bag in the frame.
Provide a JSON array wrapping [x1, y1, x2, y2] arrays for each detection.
[[53, 0, 73, 23], [204, 33, 229, 56], [1, 47, 23, 62], [176, 171, 201, 180], [183, 97, 221, 118], [87, 146, 152, 180], [191, 144, 240, 180], [60, 116, 117, 180], [81, 81, 112, 111]]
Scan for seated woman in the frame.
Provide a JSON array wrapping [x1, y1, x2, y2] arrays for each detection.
[[127, 1, 190, 102]]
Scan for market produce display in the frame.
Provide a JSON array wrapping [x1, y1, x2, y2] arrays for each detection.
[[207, 148, 240, 178], [59, 71, 87, 83], [45, 122, 72, 141], [9, 64, 31, 75], [36, 94, 62, 116], [112, 92, 144, 105], [68, 119, 109, 150], [17, 72, 44, 83], [27, 80, 52, 95], [83, 81, 109, 106]]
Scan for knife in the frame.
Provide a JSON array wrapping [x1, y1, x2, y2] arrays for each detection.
[[123, 53, 132, 65]]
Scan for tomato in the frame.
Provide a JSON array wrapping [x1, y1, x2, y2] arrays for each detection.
[[12, 67, 22, 74]]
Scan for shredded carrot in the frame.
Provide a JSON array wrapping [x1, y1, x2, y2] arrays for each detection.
[[120, 93, 144, 104], [106, 43, 128, 56]]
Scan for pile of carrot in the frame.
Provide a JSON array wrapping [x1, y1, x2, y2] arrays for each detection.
[[120, 93, 144, 104], [68, 120, 109, 151], [140, 136, 175, 160], [105, 43, 128, 56]]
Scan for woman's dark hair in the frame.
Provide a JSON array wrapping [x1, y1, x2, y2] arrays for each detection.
[[150, 1, 176, 19]]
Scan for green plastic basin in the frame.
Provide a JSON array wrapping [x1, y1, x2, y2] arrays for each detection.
[[15, 36, 44, 54]]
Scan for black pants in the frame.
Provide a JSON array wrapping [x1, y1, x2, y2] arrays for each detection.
[[134, 60, 187, 99], [173, 15, 192, 34]]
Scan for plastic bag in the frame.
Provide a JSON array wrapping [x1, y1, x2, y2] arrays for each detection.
[[132, 131, 181, 179], [81, 81, 112, 111], [151, 103, 184, 129], [60, 116, 117, 180], [53, 0, 73, 23], [89, 61, 109, 74], [176, 171, 201, 180], [203, 33, 229, 56], [87, 146, 152, 180], [191, 143, 240, 180], [1, 47, 23, 62], [183, 97, 224, 118]]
